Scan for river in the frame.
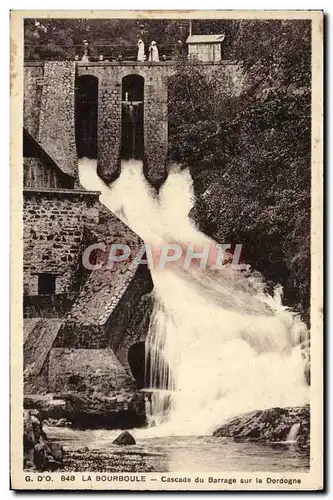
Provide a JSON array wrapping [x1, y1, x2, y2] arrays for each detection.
[[46, 425, 309, 472], [76, 157, 310, 471]]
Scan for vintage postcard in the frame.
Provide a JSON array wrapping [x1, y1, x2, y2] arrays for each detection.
[[10, 9, 323, 491]]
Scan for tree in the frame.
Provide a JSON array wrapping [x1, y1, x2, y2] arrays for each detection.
[[168, 20, 311, 318]]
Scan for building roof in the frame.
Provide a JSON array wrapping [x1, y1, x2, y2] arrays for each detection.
[[23, 127, 75, 183], [186, 34, 225, 44], [63, 216, 144, 326], [24, 319, 63, 375]]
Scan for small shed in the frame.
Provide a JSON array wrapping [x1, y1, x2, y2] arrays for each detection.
[[186, 34, 226, 62]]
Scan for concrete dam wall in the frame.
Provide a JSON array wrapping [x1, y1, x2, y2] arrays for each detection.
[[24, 60, 244, 189]]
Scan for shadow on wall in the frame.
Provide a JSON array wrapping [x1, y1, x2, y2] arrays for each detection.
[[75, 75, 98, 159], [121, 74, 144, 161], [128, 342, 173, 390]]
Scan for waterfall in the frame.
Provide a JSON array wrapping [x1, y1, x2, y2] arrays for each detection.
[[285, 423, 301, 443], [78, 158, 309, 436]]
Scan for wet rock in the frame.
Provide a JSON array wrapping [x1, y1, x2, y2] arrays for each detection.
[[34, 439, 64, 471], [60, 390, 146, 429], [55, 418, 67, 427], [213, 405, 310, 449], [24, 394, 67, 419], [113, 431, 136, 446], [24, 390, 147, 430], [77, 446, 89, 453], [23, 410, 65, 471], [48, 442, 64, 462], [301, 340, 311, 385]]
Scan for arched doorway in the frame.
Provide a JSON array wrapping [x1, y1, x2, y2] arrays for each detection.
[[128, 342, 173, 390], [121, 75, 144, 160], [75, 75, 98, 159]]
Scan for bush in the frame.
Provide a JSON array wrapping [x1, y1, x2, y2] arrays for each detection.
[[168, 20, 311, 317]]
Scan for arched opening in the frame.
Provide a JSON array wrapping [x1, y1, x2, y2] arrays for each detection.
[[121, 75, 144, 160], [128, 342, 146, 390], [128, 342, 172, 390], [75, 75, 98, 159]]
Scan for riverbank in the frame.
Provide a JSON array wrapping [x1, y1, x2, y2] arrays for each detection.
[[24, 398, 310, 472], [24, 390, 147, 429], [34, 429, 310, 473]]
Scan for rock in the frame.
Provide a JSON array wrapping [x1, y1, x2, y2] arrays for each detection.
[[48, 442, 64, 462], [213, 405, 310, 449], [23, 411, 36, 453], [33, 439, 64, 471], [24, 394, 67, 420], [77, 446, 89, 452], [26, 390, 148, 430], [24, 410, 64, 471], [55, 418, 67, 427], [59, 390, 146, 429], [23, 458, 35, 470], [301, 340, 311, 385], [33, 440, 50, 471], [24, 410, 46, 450], [112, 431, 136, 446]]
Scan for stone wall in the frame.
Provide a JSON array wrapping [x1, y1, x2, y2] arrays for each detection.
[[24, 319, 62, 394], [23, 294, 74, 319], [143, 67, 169, 189], [98, 71, 122, 184], [48, 348, 134, 394], [23, 158, 65, 189], [76, 64, 172, 187], [114, 293, 153, 378], [106, 263, 153, 352], [24, 63, 44, 137], [75, 65, 121, 185], [25, 61, 243, 189], [76, 62, 244, 188], [54, 261, 153, 349], [38, 62, 78, 179], [23, 189, 100, 296], [205, 62, 245, 97]]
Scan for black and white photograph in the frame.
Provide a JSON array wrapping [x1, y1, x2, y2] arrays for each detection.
[[10, 9, 323, 491]]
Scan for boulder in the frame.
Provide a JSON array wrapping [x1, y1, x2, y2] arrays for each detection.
[[23, 410, 64, 471], [23, 411, 36, 453], [213, 405, 310, 448], [24, 391, 147, 430], [59, 390, 146, 429], [24, 394, 67, 420], [112, 431, 136, 446], [77, 446, 89, 453], [48, 442, 64, 462]]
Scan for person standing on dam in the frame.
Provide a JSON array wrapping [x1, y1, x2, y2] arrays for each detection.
[[148, 41, 159, 62], [137, 38, 146, 61]]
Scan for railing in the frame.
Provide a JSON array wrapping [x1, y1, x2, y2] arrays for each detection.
[[24, 43, 187, 62], [24, 44, 234, 64]]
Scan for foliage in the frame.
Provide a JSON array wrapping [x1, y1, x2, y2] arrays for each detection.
[[24, 19, 312, 316], [168, 20, 311, 316], [24, 19, 191, 60]]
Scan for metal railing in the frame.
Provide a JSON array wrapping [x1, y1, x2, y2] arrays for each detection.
[[24, 43, 231, 64], [24, 43, 187, 61]]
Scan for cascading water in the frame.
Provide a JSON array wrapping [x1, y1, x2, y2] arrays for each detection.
[[79, 157, 309, 436]]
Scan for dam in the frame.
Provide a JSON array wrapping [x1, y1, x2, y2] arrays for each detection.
[[23, 54, 308, 433]]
